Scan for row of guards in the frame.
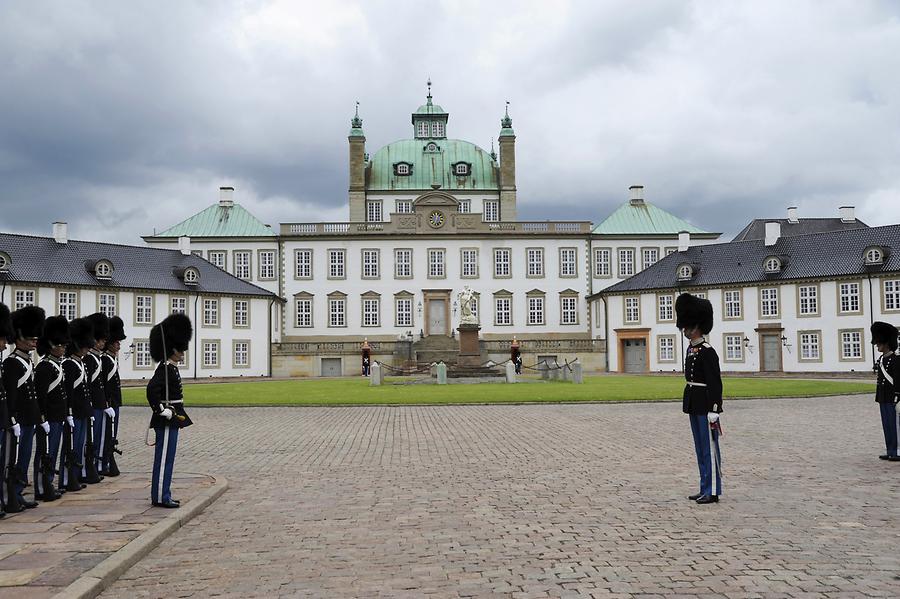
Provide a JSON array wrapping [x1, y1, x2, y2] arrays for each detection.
[[359, 337, 524, 376]]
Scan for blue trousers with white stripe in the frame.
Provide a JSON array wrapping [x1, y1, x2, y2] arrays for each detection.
[[689, 413, 722, 497], [879, 402, 898, 457], [151, 426, 179, 504]]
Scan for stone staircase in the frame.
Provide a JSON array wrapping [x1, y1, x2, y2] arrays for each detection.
[[413, 335, 459, 367]]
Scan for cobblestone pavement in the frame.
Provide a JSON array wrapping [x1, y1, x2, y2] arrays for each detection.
[[100, 395, 900, 598]]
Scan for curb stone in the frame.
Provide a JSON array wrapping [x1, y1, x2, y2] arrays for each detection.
[[51, 476, 229, 599]]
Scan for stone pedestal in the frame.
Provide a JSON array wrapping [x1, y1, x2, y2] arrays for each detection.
[[457, 323, 482, 367], [505, 361, 517, 383], [573, 362, 584, 384], [436, 362, 448, 385], [370, 362, 382, 386]]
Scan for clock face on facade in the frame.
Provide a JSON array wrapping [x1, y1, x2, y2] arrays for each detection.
[[428, 210, 445, 228]]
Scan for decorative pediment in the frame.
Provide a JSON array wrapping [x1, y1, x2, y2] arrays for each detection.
[[560, 288, 580, 295], [293, 291, 314, 298], [493, 289, 513, 296], [394, 290, 414, 297], [361, 290, 381, 298], [413, 191, 459, 207], [327, 290, 347, 298], [526, 288, 546, 296]]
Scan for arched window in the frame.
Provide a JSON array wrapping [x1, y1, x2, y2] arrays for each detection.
[[677, 264, 693, 280], [865, 247, 883, 265], [764, 257, 781, 273]]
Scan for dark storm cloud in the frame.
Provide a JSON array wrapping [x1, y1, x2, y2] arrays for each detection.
[[1, 0, 899, 243]]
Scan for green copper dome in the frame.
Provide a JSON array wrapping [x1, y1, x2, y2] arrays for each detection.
[[368, 139, 498, 191], [414, 102, 447, 115]]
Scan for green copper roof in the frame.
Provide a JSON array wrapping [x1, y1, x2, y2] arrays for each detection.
[[414, 102, 447, 115], [155, 203, 275, 238], [592, 200, 710, 235], [368, 139, 498, 191]]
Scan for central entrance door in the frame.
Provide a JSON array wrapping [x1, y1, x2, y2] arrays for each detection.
[[760, 334, 782, 372], [428, 299, 447, 336], [623, 339, 647, 373]]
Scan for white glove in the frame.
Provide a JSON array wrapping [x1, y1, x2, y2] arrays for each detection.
[[160, 408, 174, 420], [11, 423, 21, 437], [40, 421, 50, 434], [707, 412, 720, 424], [66, 416, 75, 428], [895, 402, 900, 415], [104, 407, 116, 419], [90, 416, 95, 424]]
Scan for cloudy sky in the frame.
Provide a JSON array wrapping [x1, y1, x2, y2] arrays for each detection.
[[1, 0, 899, 243]]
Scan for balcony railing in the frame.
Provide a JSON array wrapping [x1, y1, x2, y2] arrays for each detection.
[[273, 338, 606, 356], [282, 219, 592, 236]]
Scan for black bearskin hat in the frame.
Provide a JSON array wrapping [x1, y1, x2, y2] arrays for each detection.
[[675, 293, 714, 335], [38, 316, 70, 356], [86, 312, 110, 342], [0, 302, 12, 342], [108, 316, 126, 343], [66, 318, 95, 356], [10, 305, 45, 341], [149, 313, 192, 362], [871, 321, 899, 351]]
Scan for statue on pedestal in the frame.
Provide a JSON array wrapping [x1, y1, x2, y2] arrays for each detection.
[[457, 286, 477, 326]]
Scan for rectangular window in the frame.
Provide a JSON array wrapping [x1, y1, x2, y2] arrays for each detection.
[[171, 297, 187, 315], [233, 342, 249, 367], [134, 340, 151, 368], [295, 249, 312, 279], [208, 251, 226, 270], [839, 282, 860, 313], [234, 251, 251, 280], [561, 296, 577, 325], [470, 296, 479, 321], [328, 298, 346, 327], [295, 297, 313, 327], [528, 296, 545, 325], [234, 300, 249, 327], [798, 285, 818, 315], [724, 290, 742, 319], [624, 297, 640, 323], [659, 336, 675, 362], [657, 294, 674, 322], [362, 297, 380, 327], [366, 201, 382, 222], [593, 248, 611, 277], [417, 121, 429, 137], [362, 249, 380, 279], [394, 248, 412, 279], [328, 249, 346, 279], [618, 249, 635, 278], [98, 293, 117, 317], [396, 200, 412, 214], [841, 330, 863, 360], [483, 200, 499, 222], [14, 289, 35, 310], [395, 297, 412, 327], [461, 248, 479, 278], [135, 295, 153, 325], [494, 248, 511, 278], [760, 287, 779, 317], [203, 341, 219, 368], [527, 248, 544, 277], [432, 121, 444, 137], [495, 296, 512, 326], [560, 248, 577, 277], [203, 298, 219, 326], [58, 291, 77, 321], [458, 199, 471, 213], [800, 332, 821, 361], [259, 251, 276, 280], [725, 335, 743, 361], [642, 248, 659, 270], [885, 279, 900, 311], [428, 249, 445, 278]]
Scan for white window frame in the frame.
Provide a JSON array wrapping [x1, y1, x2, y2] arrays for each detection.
[[527, 295, 545, 326], [798, 285, 818, 316], [233, 299, 249, 328], [724, 289, 742, 319], [233, 341, 250, 368], [171, 297, 187, 315], [295, 297, 313, 328], [14, 289, 35, 310], [98, 292, 117, 317], [234, 251, 251, 280], [724, 335, 744, 362], [624, 296, 640, 324], [657, 294, 674, 322], [362, 249, 380, 279], [396, 163, 411, 175], [457, 199, 471, 213], [461, 248, 479, 278], [618, 249, 635, 278], [494, 248, 511, 278], [259, 250, 276, 280], [366, 200, 383, 223], [527, 248, 544, 277], [295, 249, 312, 279], [396, 199, 412, 213], [203, 298, 219, 327], [135, 294, 153, 325], [362, 297, 380, 327], [432, 121, 445, 137], [799, 331, 821, 361], [593, 248, 611, 278], [59, 291, 78, 321], [202, 341, 219, 368], [840, 330, 863, 361], [560, 295, 578, 325], [760, 287, 779, 318], [560, 248, 577, 277], [208, 250, 226, 270], [134, 340, 152, 369], [494, 295, 512, 326], [642, 248, 659, 270], [428, 249, 445, 278], [483, 200, 499, 222], [658, 336, 676, 362], [838, 281, 861, 314], [416, 121, 429, 138], [885, 279, 900, 312], [328, 249, 346, 279], [394, 248, 412, 279], [328, 297, 346, 328], [395, 297, 413, 327]]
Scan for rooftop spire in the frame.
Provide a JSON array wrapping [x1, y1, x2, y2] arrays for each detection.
[[499, 101, 514, 137], [426, 78, 433, 106], [349, 101, 365, 137]]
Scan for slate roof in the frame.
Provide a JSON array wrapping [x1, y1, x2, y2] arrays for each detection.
[[151, 203, 275, 238], [599, 223, 900, 295], [0, 233, 278, 298], [592, 201, 714, 236], [732, 218, 868, 241]]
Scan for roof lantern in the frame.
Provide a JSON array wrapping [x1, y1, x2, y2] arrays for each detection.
[[412, 79, 448, 139]]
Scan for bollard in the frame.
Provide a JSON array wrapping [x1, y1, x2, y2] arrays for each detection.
[[370, 362, 382, 386], [436, 362, 448, 385], [561, 364, 569, 381], [505, 361, 517, 383], [573, 362, 583, 384]]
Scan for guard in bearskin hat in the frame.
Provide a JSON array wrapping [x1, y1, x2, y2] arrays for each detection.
[[0, 302, 13, 517], [85, 313, 114, 477], [100, 316, 126, 476], [871, 321, 900, 461], [61, 318, 95, 490], [675, 293, 723, 504], [2, 306, 47, 510], [33, 316, 70, 501], [146, 313, 193, 508]]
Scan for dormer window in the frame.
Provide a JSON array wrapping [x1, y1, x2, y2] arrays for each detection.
[[92, 259, 114, 280], [453, 162, 471, 176], [677, 264, 693, 281], [764, 256, 782, 273], [864, 246, 884, 265], [0, 251, 10, 273], [394, 162, 412, 176], [183, 267, 200, 286]]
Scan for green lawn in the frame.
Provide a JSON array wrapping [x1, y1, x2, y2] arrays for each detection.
[[122, 375, 875, 407]]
